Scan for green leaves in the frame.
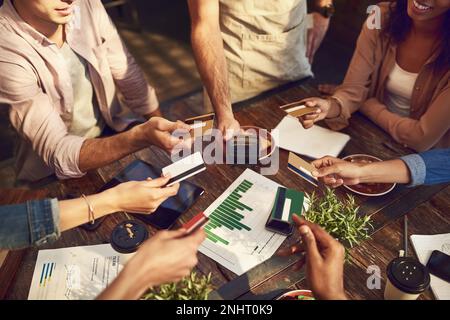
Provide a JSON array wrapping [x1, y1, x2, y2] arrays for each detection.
[[305, 188, 372, 250], [141, 272, 213, 300]]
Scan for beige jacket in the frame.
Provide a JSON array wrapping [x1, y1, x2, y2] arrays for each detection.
[[327, 2, 450, 152]]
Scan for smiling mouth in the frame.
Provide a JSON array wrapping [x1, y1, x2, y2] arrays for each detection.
[[412, 0, 434, 11]]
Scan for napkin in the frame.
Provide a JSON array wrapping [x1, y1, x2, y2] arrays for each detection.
[[273, 115, 350, 159]]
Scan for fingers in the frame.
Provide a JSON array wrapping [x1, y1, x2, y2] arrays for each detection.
[[312, 164, 341, 178], [311, 156, 340, 169], [298, 225, 322, 263], [159, 228, 187, 240], [294, 216, 339, 251], [156, 182, 180, 199], [146, 175, 171, 188], [190, 228, 206, 246]]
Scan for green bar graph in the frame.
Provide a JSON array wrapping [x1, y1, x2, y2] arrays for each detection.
[[205, 180, 254, 244]]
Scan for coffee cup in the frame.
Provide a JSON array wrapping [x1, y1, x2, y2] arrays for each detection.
[[384, 257, 430, 300], [110, 220, 149, 262]]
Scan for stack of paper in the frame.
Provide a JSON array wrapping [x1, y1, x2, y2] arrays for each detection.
[[410, 233, 450, 300], [274, 115, 350, 159]]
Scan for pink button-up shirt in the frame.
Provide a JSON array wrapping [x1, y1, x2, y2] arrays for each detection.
[[0, 0, 159, 182]]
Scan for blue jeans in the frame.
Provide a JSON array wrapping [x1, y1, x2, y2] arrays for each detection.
[[0, 198, 60, 250]]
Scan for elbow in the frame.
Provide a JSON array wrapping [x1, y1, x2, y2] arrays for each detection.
[[46, 136, 87, 180], [396, 128, 434, 153]]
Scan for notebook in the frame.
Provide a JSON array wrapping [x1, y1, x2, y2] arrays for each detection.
[[273, 115, 350, 159]]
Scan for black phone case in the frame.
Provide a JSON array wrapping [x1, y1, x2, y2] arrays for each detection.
[[426, 250, 450, 283]]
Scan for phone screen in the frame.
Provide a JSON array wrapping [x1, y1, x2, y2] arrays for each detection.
[[102, 160, 204, 229]]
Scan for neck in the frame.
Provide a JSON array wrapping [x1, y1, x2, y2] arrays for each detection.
[[411, 16, 445, 37], [12, 0, 65, 47]]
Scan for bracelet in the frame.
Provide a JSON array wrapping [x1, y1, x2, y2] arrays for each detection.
[[81, 194, 96, 224]]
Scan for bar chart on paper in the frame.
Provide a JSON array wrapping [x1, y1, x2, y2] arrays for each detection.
[[199, 169, 287, 275]]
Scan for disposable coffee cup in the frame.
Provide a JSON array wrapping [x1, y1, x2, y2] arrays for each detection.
[[110, 220, 149, 263], [384, 257, 430, 300]]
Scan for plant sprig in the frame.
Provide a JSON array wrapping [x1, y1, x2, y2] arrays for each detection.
[[304, 188, 372, 249], [141, 272, 213, 300]]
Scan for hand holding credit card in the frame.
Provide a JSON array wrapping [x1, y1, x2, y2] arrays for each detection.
[[162, 152, 206, 187]]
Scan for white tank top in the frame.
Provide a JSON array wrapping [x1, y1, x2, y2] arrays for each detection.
[[384, 62, 419, 117]]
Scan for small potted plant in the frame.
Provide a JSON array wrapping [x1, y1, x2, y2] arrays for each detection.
[[277, 188, 372, 300], [141, 272, 213, 300]]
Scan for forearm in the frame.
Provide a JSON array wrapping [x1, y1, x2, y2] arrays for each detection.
[[191, 25, 233, 118], [78, 126, 147, 172], [358, 159, 410, 184], [58, 189, 120, 232]]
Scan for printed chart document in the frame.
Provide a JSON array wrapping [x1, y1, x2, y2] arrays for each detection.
[[274, 115, 350, 159], [410, 233, 450, 300], [28, 244, 126, 300], [199, 169, 288, 275]]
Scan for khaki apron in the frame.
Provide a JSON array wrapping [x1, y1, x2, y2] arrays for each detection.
[[204, 0, 312, 109]]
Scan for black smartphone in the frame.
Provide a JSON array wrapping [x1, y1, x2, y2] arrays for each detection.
[[426, 250, 450, 283], [102, 159, 205, 229]]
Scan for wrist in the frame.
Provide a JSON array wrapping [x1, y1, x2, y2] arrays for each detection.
[[325, 98, 341, 118]]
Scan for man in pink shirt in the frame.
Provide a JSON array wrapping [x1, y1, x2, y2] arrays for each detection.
[[0, 0, 189, 183]]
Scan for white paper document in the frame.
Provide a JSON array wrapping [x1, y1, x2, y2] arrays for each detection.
[[410, 233, 450, 300], [28, 244, 127, 300], [274, 115, 350, 159], [199, 169, 287, 275]]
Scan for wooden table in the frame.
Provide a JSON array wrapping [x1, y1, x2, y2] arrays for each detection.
[[1, 83, 448, 300]]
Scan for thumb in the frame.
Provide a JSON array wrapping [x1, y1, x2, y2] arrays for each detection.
[[299, 225, 322, 263]]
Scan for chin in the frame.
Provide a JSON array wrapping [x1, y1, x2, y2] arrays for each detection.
[[52, 15, 73, 25]]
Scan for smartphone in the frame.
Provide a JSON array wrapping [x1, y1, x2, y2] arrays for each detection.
[[426, 250, 450, 282], [101, 159, 205, 229]]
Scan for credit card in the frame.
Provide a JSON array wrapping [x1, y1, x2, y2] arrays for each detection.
[[287, 152, 318, 187], [280, 102, 318, 118], [182, 212, 209, 235], [185, 113, 215, 137], [162, 152, 206, 186]]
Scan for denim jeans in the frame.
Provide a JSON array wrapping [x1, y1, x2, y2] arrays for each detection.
[[0, 198, 60, 250]]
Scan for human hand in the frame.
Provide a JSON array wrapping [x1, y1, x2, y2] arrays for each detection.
[[137, 117, 191, 152], [106, 176, 180, 214], [291, 216, 347, 300], [127, 228, 205, 289], [311, 156, 365, 188], [306, 12, 330, 64], [98, 228, 205, 300], [298, 98, 331, 129], [217, 113, 241, 140]]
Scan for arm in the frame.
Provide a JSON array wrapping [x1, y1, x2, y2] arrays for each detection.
[[360, 88, 450, 151], [306, 0, 334, 64], [92, 0, 159, 117], [187, 0, 239, 138], [311, 156, 411, 187], [0, 178, 179, 250], [401, 148, 450, 187], [324, 12, 382, 130]]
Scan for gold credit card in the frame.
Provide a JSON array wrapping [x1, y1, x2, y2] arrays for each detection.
[[287, 152, 318, 187], [280, 102, 318, 118], [185, 113, 215, 137]]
